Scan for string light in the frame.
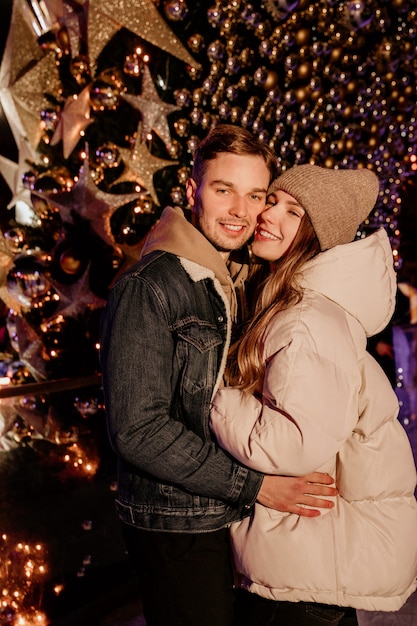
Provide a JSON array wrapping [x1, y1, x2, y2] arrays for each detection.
[[0, 535, 48, 625]]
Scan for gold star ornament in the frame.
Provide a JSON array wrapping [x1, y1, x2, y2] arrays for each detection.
[[114, 131, 178, 205], [51, 85, 93, 159], [33, 155, 141, 247], [87, 0, 199, 72], [121, 64, 180, 149]]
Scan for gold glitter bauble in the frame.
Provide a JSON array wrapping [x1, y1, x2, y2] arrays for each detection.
[[295, 86, 311, 103], [264, 71, 279, 90], [342, 104, 354, 118], [345, 138, 355, 151], [297, 61, 312, 81], [311, 139, 323, 155], [60, 251, 83, 275], [295, 27, 312, 46], [345, 80, 357, 96], [330, 47, 343, 63], [324, 156, 336, 168]]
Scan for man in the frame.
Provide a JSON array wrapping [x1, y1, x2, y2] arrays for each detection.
[[99, 125, 337, 626]]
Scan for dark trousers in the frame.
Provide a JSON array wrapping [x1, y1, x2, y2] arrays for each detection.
[[234, 589, 359, 626], [121, 522, 236, 626]]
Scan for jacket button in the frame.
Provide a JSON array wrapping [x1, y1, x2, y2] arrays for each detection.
[[218, 316, 224, 322]]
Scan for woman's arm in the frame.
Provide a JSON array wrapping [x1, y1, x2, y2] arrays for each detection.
[[211, 317, 361, 476]]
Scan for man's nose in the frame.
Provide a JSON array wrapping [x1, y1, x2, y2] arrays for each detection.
[[229, 196, 248, 217]]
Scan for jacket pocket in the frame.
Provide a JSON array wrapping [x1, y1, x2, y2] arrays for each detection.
[[176, 322, 223, 396], [177, 321, 223, 352]]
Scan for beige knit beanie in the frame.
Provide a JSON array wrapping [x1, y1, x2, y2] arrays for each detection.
[[268, 164, 380, 251]]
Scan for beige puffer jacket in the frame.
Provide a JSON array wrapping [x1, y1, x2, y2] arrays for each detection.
[[210, 228, 417, 611]]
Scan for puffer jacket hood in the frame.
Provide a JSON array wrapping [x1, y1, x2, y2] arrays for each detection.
[[300, 227, 396, 338]]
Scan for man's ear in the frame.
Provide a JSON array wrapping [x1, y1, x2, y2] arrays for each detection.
[[185, 178, 197, 207]]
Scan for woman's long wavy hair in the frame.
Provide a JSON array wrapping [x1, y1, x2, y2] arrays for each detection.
[[225, 213, 321, 394]]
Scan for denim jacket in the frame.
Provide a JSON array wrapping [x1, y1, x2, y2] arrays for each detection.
[[99, 207, 263, 532]]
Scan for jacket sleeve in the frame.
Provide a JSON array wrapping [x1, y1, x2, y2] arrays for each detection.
[[210, 308, 362, 476], [99, 270, 262, 506]]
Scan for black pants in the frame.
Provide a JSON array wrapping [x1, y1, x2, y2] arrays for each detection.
[[234, 589, 359, 626], [121, 523, 236, 626]]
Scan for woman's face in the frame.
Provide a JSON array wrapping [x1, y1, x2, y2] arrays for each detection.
[[252, 189, 305, 264]]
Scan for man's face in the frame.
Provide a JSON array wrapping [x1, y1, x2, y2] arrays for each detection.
[[186, 153, 270, 258]]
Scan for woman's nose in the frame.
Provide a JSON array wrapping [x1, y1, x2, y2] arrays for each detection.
[[259, 205, 274, 223]]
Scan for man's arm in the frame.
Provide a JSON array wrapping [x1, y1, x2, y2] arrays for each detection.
[[100, 268, 263, 505], [257, 473, 337, 518]]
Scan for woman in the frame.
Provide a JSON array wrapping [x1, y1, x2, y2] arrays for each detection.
[[210, 164, 417, 625]]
